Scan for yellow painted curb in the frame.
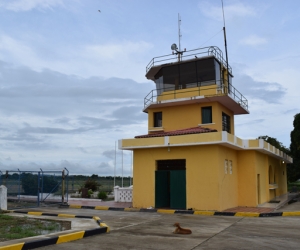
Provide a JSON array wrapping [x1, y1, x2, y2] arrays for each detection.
[[282, 211, 300, 216], [94, 206, 109, 210], [194, 211, 215, 216], [100, 223, 110, 232], [93, 216, 101, 221], [57, 231, 85, 244], [28, 212, 43, 216], [157, 209, 175, 214], [0, 243, 24, 250], [57, 214, 76, 218], [235, 212, 260, 217], [69, 204, 82, 209], [124, 208, 140, 212]]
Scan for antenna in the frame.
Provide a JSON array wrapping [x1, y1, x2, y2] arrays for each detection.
[[178, 13, 182, 52], [221, 0, 230, 92], [171, 13, 186, 62]]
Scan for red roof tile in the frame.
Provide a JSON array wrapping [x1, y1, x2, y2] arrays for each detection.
[[135, 126, 217, 138]]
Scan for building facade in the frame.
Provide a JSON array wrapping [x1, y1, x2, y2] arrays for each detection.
[[119, 46, 292, 211]]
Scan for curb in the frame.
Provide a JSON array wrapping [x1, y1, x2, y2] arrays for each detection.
[[62, 204, 300, 217], [0, 211, 109, 250]]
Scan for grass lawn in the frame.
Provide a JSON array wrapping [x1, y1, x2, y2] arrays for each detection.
[[0, 214, 70, 242]]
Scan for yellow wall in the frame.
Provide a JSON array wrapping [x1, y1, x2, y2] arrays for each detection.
[[122, 137, 164, 147], [255, 152, 269, 204], [237, 151, 257, 206], [157, 85, 218, 102], [217, 146, 239, 211], [148, 102, 235, 134], [267, 156, 287, 198], [132, 144, 288, 211], [133, 145, 240, 211]]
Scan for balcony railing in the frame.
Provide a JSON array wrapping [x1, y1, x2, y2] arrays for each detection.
[[146, 46, 232, 75], [144, 81, 248, 111]]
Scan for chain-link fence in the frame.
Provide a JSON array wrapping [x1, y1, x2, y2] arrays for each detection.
[[0, 169, 68, 210], [68, 175, 132, 196]]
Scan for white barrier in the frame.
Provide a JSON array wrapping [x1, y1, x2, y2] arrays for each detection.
[[114, 185, 133, 202], [0, 185, 7, 210]]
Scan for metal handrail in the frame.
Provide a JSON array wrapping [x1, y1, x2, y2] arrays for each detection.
[[144, 81, 248, 111], [146, 46, 232, 75]]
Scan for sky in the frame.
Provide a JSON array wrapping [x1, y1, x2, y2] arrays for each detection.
[[0, 0, 300, 176]]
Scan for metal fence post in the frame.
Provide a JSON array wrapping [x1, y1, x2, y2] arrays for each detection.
[[18, 169, 21, 202], [37, 172, 40, 207], [62, 170, 65, 204], [64, 168, 69, 203]]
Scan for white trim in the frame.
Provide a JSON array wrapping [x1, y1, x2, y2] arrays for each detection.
[[148, 127, 164, 132], [242, 140, 249, 148], [198, 123, 215, 126], [164, 136, 169, 146], [222, 131, 228, 142]]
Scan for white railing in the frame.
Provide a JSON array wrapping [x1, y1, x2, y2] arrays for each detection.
[[114, 186, 133, 202]]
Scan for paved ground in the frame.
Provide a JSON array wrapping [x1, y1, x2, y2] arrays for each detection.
[[2, 194, 300, 249], [3, 199, 299, 250]]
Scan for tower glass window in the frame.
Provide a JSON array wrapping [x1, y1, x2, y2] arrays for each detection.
[[154, 112, 162, 127], [202, 107, 212, 124], [222, 112, 230, 133]]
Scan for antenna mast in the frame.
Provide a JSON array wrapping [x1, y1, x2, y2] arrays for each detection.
[[178, 13, 182, 52], [221, 0, 230, 92], [171, 14, 186, 62]]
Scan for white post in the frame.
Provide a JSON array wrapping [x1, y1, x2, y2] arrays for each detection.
[[0, 185, 7, 210], [130, 151, 132, 186], [122, 150, 123, 187], [114, 141, 116, 188]]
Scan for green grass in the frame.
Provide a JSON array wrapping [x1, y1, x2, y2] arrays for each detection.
[[288, 181, 300, 192], [0, 214, 62, 242]]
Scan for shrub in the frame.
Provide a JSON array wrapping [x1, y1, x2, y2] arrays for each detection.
[[84, 178, 99, 191], [98, 191, 107, 200], [87, 189, 93, 198]]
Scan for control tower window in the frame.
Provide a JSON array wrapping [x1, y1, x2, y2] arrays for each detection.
[[202, 107, 212, 124], [154, 112, 162, 127], [222, 112, 231, 133]]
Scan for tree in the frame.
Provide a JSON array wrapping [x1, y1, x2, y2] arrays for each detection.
[[257, 135, 290, 155], [288, 113, 300, 182]]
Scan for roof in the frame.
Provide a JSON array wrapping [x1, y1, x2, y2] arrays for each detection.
[[135, 126, 217, 138]]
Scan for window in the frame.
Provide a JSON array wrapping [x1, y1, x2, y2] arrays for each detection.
[[224, 160, 228, 174], [154, 112, 162, 127], [202, 107, 212, 124], [222, 112, 230, 133]]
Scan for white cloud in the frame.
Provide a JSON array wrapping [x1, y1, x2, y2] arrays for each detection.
[[198, 2, 255, 21], [239, 35, 268, 46], [0, 0, 64, 12], [0, 35, 153, 82]]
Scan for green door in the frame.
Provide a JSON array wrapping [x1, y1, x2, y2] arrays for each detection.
[[155, 171, 169, 208], [170, 170, 186, 209]]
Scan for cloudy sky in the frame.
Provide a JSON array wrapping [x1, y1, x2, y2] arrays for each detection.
[[0, 0, 299, 176]]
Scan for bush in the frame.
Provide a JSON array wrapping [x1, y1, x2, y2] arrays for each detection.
[[84, 178, 99, 191], [98, 191, 107, 200], [87, 189, 93, 198]]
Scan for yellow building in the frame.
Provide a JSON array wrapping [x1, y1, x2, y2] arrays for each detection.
[[119, 46, 292, 211]]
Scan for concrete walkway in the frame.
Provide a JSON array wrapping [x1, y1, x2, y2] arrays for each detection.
[[65, 192, 299, 213]]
